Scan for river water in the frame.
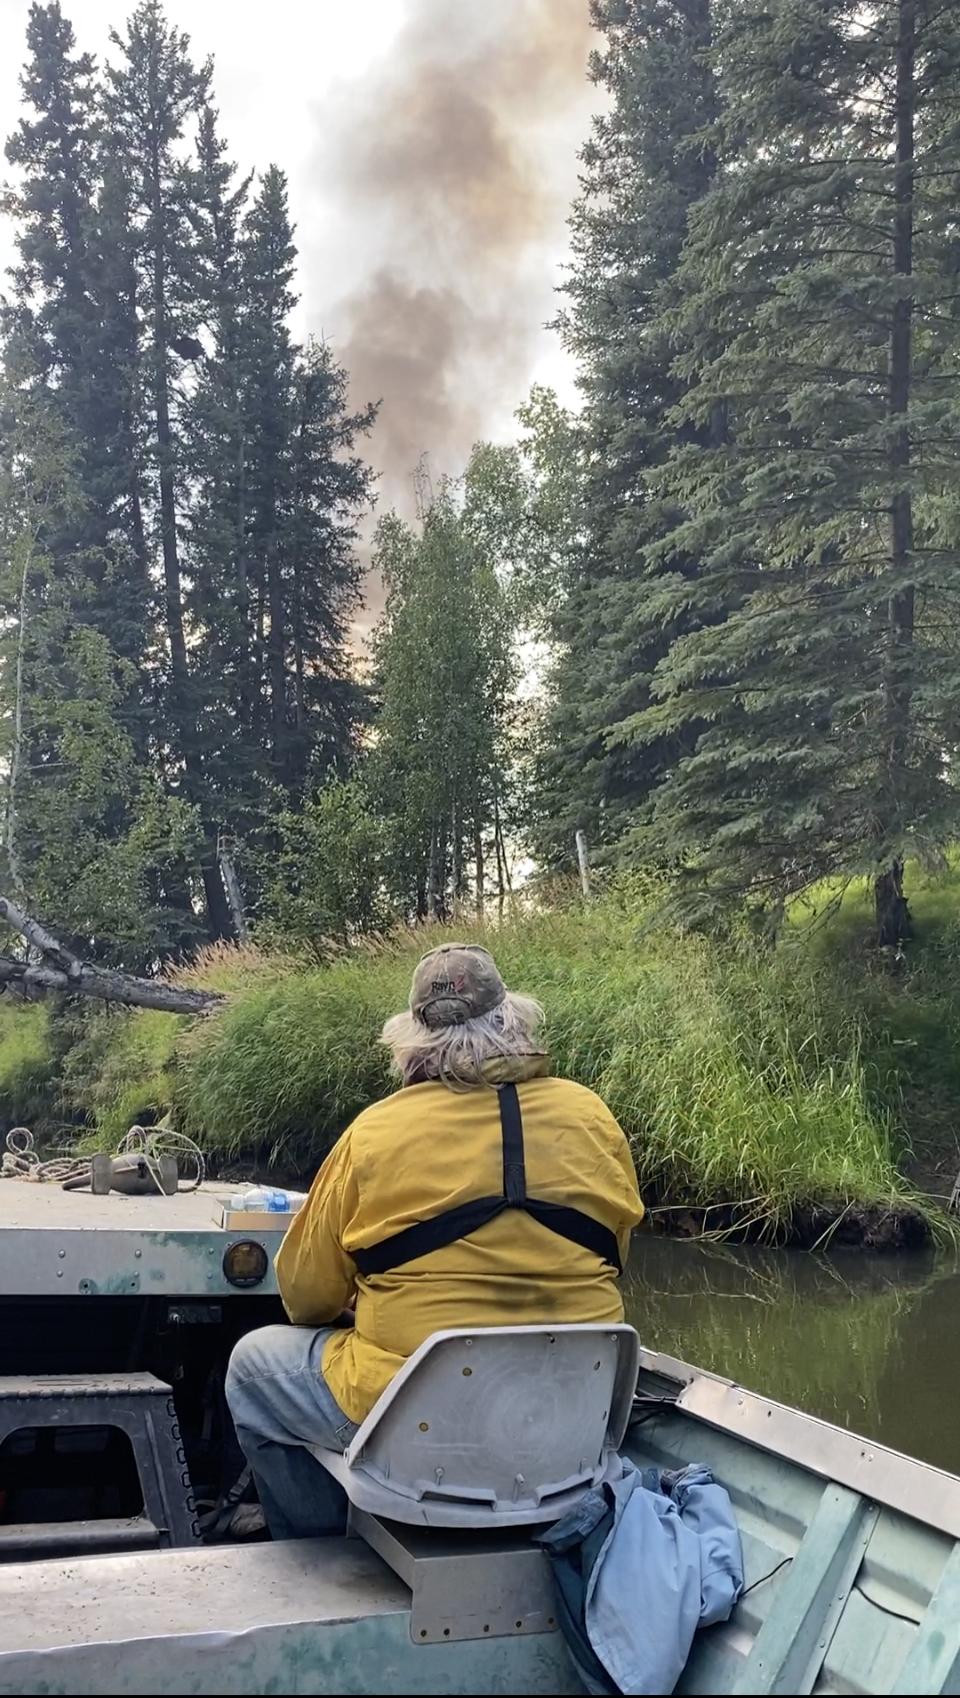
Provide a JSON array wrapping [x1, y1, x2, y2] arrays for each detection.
[[622, 1236, 960, 1476]]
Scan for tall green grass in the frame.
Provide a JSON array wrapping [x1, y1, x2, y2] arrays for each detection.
[[0, 889, 938, 1232], [59, 944, 295, 1144], [788, 860, 960, 1181], [167, 899, 912, 1232], [0, 1002, 60, 1134]]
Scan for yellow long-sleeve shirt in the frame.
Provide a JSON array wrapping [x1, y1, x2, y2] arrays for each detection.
[[276, 1073, 645, 1423]]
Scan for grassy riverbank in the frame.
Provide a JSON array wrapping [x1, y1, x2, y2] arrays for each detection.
[[3, 878, 954, 1241]]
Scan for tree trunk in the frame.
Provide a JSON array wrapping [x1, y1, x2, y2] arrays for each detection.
[[452, 805, 464, 907], [873, 0, 916, 952], [436, 823, 449, 922], [149, 147, 191, 729], [236, 423, 253, 743], [883, 0, 916, 840], [427, 824, 440, 920], [474, 804, 485, 922], [493, 787, 506, 920], [875, 859, 911, 949], [267, 530, 287, 770], [129, 474, 149, 589], [5, 539, 33, 900], [291, 400, 309, 749], [217, 839, 249, 944]]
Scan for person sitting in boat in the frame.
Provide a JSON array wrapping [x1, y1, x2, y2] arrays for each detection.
[[225, 942, 645, 1539]]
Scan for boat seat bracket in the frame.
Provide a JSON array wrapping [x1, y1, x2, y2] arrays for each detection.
[[349, 1507, 559, 1645]]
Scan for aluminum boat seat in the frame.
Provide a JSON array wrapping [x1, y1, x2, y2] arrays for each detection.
[[310, 1323, 639, 1530]]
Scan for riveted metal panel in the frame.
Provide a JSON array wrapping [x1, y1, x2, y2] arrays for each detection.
[[0, 1225, 284, 1296], [349, 1508, 559, 1644], [0, 1184, 284, 1299]]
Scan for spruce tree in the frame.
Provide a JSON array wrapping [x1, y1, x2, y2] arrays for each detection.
[[187, 165, 374, 860], [538, 0, 720, 869], [237, 166, 298, 779], [4, 1, 150, 670], [370, 488, 514, 920], [0, 3, 195, 953], [1, 0, 374, 952], [105, 0, 237, 937], [625, 0, 960, 935], [182, 104, 254, 832], [282, 336, 374, 789]]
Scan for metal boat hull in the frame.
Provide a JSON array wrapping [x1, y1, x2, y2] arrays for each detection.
[[1, 1347, 958, 1695]]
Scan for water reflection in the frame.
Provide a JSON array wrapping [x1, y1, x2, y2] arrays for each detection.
[[623, 1235, 959, 1475]]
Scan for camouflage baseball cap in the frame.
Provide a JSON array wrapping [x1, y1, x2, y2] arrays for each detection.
[[410, 943, 507, 1030]]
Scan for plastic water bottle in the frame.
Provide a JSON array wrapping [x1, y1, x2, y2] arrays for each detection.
[[229, 1186, 307, 1213]]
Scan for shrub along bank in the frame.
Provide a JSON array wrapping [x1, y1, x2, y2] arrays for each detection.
[[1, 883, 949, 1245]]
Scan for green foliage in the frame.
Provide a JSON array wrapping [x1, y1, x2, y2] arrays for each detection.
[[788, 861, 960, 1162], [89, 892, 921, 1234], [0, 368, 197, 961], [9, 884, 959, 1230], [258, 780, 392, 949], [61, 1006, 184, 1144], [611, 0, 960, 913], [1, 2, 374, 956], [0, 1002, 59, 1132], [527, 1, 960, 937], [460, 387, 581, 628], [369, 480, 517, 919], [57, 942, 290, 1143], [537, 0, 720, 870], [188, 163, 375, 841]]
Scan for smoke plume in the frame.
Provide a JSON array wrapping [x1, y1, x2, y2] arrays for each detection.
[[313, 0, 594, 616]]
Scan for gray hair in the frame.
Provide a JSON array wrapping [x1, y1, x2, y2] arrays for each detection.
[[381, 991, 545, 1088]]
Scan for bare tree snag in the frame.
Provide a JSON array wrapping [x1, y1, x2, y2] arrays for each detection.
[[0, 895, 223, 1014]]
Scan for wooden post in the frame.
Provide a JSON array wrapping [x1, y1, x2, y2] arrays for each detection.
[[575, 830, 590, 900]]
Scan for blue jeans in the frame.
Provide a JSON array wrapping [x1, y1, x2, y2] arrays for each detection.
[[225, 1324, 359, 1539]]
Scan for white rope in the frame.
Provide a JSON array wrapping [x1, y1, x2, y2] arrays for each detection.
[[1, 1127, 90, 1184]]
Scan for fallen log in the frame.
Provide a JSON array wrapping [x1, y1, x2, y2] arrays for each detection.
[[0, 895, 223, 1015]]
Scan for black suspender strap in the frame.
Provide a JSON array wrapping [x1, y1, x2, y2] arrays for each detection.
[[498, 1080, 527, 1205], [352, 1192, 509, 1276], [524, 1200, 622, 1274], [352, 1082, 622, 1277]]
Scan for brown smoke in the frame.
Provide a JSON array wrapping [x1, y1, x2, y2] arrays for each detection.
[[317, 0, 594, 622]]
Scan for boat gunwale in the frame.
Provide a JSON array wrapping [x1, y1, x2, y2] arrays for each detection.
[[637, 1345, 960, 1541]]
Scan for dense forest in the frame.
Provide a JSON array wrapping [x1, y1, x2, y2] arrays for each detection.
[[0, 0, 378, 965], [5, 0, 960, 968], [4, 0, 960, 1228]]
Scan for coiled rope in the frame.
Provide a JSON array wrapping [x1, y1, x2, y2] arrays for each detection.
[[1, 1127, 88, 1185]]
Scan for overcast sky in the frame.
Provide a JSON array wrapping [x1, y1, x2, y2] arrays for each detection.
[[0, 0, 592, 525]]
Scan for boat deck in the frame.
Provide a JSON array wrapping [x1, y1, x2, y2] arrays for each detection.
[[0, 1180, 232, 1231]]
